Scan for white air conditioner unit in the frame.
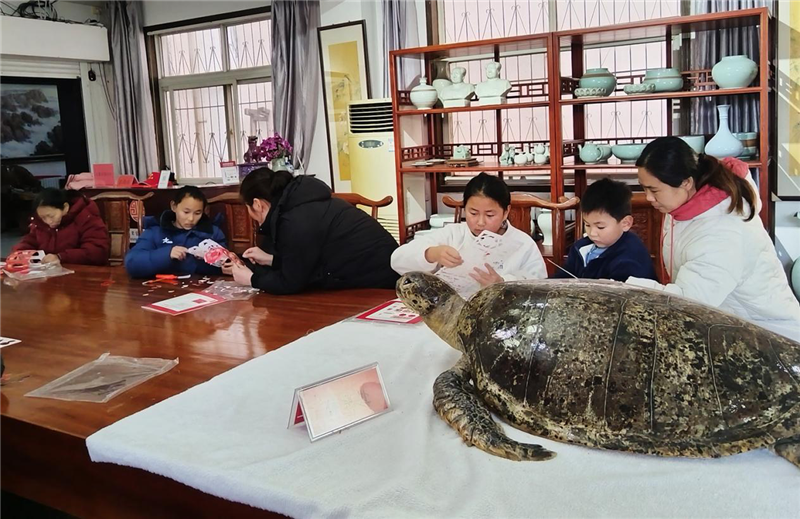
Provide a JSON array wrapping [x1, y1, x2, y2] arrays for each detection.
[[347, 99, 428, 242]]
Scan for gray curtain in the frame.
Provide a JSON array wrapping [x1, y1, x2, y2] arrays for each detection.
[[689, 0, 772, 135], [271, 0, 321, 173], [109, 1, 157, 180], [382, 0, 421, 97]]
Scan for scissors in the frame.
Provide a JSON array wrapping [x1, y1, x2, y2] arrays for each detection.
[[142, 274, 191, 286]]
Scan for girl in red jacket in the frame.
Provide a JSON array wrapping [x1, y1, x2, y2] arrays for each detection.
[[12, 188, 110, 265]]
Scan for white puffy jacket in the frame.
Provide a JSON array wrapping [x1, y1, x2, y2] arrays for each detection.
[[628, 188, 800, 323], [391, 222, 547, 281]]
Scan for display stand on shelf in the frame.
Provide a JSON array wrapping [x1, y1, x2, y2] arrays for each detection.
[[390, 7, 774, 269]]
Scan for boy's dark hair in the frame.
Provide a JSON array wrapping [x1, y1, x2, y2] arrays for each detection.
[[239, 167, 294, 206], [580, 178, 632, 221], [463, 172, 511, 209], [172, 185, 208, 208]]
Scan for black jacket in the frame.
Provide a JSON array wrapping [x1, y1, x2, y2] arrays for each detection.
[[250, 176, 399, 294], [552, 231, 658, 282]]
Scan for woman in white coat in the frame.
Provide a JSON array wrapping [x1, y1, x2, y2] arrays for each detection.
[[627, 137, 800, 331], [391, 173, 547, 287]]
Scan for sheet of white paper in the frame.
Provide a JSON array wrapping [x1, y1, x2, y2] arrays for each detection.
[[435, 230, 519, 298]]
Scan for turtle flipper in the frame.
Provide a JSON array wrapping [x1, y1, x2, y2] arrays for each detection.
[[433, 358, 556, 462], [774, 436, 800, 468]]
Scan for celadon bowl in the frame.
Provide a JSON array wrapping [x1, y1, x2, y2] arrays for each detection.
[[611, 143, 647, 163]]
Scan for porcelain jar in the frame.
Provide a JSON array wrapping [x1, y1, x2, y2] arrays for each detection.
[[409, 77, 438, 109], [712, 55, 758, 89], [579, 68, 617, 92]]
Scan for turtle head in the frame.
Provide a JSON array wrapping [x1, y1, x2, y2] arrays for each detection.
[[397, 272, 465, 352], [397, 272, 457, 316]]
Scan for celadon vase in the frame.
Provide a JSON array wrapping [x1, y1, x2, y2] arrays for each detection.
[[704, 105, 743, 159], [269, 157, 290, 172], [537, 209, 553, 247]]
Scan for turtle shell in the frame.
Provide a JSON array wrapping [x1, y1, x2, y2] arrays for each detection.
[[456, 279, 800, 454]]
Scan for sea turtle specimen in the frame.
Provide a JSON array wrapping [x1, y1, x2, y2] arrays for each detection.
[[396, 272, 800, 467]]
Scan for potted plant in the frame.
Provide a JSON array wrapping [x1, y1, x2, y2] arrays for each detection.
[[252, 133, 293, 172]]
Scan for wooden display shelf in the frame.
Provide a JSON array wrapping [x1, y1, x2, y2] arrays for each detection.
[[390, 7, 773, 252], [391, 32, 550, 59], [560, 158, 764, 170], [396, 100, 550, 116], [399, 157, 552, 173], [560, 86, 762, 105], [555, 8, 764, 46]]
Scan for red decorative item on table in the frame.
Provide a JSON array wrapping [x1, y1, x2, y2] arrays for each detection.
[[5, 250, 46, 274]]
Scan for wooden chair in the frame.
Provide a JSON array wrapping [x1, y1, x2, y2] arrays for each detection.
[[441, 193, 581, 271], [631, 192, 667, 282], [206, 192, 258, 255], [333, 193, 393, 220], [442, 193, 580, 240], [90, 191, 154, 265]]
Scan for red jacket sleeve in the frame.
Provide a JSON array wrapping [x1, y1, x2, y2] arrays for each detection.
[[57, 209, 110, 265], [11, 223, 41, 253]]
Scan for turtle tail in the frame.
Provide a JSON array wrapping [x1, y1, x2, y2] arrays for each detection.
[[433, 359, 556, 462]]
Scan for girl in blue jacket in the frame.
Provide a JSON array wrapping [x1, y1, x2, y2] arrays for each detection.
[[125, 186, 228, 278]]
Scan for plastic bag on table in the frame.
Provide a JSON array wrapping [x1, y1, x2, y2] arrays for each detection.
[[4, 264, 74, 281], [3, 252, 74, 281], [200, 280, 260, 301], [25, 353, 178, 403]]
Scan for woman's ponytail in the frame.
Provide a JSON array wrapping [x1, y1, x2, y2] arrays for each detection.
[[696, 153, 756, 221]]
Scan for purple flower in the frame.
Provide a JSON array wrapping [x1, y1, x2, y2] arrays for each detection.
[[254, 132, 293, 162]]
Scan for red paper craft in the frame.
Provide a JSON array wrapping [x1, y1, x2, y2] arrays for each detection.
[[92, 163, 115, 187], [203, 247, 244, 267], [116, 175, 135, 188]]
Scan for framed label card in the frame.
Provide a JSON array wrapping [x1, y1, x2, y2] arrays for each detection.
[[220, 160, 240, 185], [288, 363, 390, 441]]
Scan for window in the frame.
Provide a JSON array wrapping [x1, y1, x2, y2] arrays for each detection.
[[151, 16, 273, 181], [434, 0, 682, 188]]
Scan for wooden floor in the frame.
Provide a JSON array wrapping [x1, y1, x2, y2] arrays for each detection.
[[1, 266, 394, 518]]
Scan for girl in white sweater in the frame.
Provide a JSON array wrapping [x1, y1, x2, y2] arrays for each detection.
[[627, 136, 800, 328], [391, 173, 547, 287]]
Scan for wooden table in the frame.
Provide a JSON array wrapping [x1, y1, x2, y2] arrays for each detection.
[[0, 266, 394, 518]]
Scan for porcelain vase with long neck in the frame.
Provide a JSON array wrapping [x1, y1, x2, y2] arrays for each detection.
[[705, 104, 743, 159]]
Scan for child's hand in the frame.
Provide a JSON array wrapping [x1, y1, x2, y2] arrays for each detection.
[[469, 263, 504, 287], [221, 259, 234, 275], [231, 262, 253, 286], [170, 246, 188, 260], [243, 247, 273, 266], [42, 254, 60, 264], [425, 245, 463, 268]]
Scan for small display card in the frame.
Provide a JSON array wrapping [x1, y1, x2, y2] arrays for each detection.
[[354, 299, 422, 324], [220, 160, 240, 185], [142, 292, 225, 316], [158, 170, 171, 189], [288, 363, 391, 441]]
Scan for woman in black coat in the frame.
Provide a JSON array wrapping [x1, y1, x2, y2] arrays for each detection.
[[228, 168, 399, 295]]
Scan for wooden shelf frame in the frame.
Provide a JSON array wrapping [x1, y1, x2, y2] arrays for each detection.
[[390, 7, 774, 258]]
